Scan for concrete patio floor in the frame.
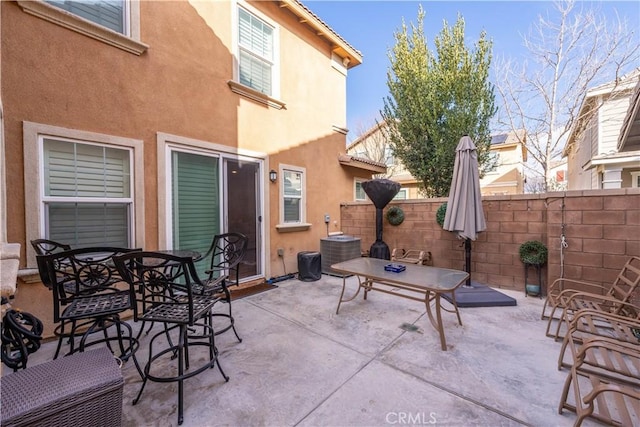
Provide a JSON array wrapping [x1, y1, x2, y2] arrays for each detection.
[[17, 274, 602, 426]]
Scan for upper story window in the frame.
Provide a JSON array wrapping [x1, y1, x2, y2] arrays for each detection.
[[393, 189, 408, 200], [17, 0, 147, 55], [47, 0, 127, 34], [237, 6, 276, 97]]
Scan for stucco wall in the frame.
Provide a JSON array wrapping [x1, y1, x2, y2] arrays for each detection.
[[340, 189, 640, 303], [2, 0, 360, 277]]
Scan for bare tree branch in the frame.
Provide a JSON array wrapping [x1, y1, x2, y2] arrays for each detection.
[[494, 0, 639, 192]]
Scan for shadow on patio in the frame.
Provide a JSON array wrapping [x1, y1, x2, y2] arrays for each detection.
[[17, 275, 603, 426]]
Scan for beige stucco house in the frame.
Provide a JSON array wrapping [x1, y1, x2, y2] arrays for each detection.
[[616, 74, 640, 186], [479, 130, 527, 196], [0, 0, 380, 328], [563, 69, 640, 190], [347, 123, 527, 198]]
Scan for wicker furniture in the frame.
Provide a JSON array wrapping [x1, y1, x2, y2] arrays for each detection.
[[113, 251, 229, 425], [542, 256, 640, 339], [194, 232, 248, 342], [36, 247, 140, 362], [1, 347, 123, 427]]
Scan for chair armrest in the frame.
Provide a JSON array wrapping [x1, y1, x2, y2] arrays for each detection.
[[569, 307, 640, 331], [581, 381, 640, 407], [200, 275, 229, 294], [575, 337, 640, 364], [550, 278, 608, 297], [566, 292, 635, 307], [549, 277, 608, 292]]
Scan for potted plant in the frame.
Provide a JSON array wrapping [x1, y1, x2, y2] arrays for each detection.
[[519, 240, 547, 296]]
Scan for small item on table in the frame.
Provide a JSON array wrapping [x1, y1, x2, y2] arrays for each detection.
[[384, 263, 406, 273]]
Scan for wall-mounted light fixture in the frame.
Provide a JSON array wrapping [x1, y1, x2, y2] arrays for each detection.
[[269, 169, 277, 183]]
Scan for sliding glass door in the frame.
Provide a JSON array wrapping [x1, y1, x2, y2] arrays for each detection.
[[170, 150, 262, 281], [171, 151, 220, 262], [224, 158, 260, 280]]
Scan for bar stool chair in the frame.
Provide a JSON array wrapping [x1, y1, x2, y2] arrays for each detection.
[[113, 251, 229, 426], [195, 232, 248, 342], [37, 247, 141, 371]]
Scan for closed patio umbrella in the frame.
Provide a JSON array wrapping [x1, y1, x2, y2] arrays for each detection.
[[443, 135, 486, 287]]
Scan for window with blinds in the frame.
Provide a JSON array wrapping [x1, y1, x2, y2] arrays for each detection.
[[171, 151, 220, 276], [355, 180, 367, 201], [238, 7, 273, 95], [43, 138, 132, 247], [46, 0, 126, 34], [283, 168, 303, 223]]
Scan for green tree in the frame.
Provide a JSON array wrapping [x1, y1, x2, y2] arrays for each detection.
[[381, 7, 496, 197]]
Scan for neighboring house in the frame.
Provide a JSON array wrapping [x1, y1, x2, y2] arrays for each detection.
[[347, 123, 527, 198], [479, 130, 527, 196], [616, 76, 640, 187], [563, 69, 640, 190], [548, 159, 568, 191], [0, 0, 376, 293]]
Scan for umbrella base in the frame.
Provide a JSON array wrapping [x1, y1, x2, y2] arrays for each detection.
[[443, 282, 516, 308]]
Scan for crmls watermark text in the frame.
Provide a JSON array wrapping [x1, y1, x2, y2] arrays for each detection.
[[385, 412, 437, 425]]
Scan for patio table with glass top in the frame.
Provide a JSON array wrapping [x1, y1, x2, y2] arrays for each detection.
[[331, 257, 469, 351]]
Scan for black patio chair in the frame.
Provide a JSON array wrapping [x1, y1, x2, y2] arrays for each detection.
[[31, 239, 71, 288], [36, 247, 141, 369], [113, 251, 229, 426], [194, 232, 248, 342]]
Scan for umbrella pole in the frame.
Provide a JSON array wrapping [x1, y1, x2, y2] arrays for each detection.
[[464, 238, 472, 287]]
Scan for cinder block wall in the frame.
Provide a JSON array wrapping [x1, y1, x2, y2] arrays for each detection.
[[340, 188, 639, 301]]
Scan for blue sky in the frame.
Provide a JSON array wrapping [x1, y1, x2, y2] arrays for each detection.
[[303, 1, 640, 142]]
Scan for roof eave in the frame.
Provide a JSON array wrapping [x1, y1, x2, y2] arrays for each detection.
[[280, 0, 363, 68], [338, 155, 387, 173]]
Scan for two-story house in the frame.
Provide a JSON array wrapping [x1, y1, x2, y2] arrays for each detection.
[[617, 77, 640, 187], [0, 0, 377, 326], [563, 69, 640, 189], [347, 123, 527, 198], [479, 130, 527, 196]]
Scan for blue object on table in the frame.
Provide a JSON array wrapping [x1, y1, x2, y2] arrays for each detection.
[[384, 263, 406, 273]]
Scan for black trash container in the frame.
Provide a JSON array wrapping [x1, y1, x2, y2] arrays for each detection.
[[297, 251, 321, 282]]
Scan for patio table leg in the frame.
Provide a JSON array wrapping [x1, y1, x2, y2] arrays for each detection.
[[336, 274, 363, 314], [425, 292, 447, 351]]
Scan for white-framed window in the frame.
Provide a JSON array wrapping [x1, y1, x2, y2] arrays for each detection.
[[47, 0, 128, 34], [43, 137, 133, 247], [393, 189, 408, 200], [236, 4, 278, 97], [280, 164, 306, 225], [23, 122, 145, 266], [631, 171, 640, 188], [354, 179, 367, 201], [17, 0, 147, 55]]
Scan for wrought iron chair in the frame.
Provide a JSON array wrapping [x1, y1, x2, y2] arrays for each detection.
[[113, 251, 229, 426], [30, 239, 71, 257], [31, 239, 71, 289], [194, 232, 248, 342], [36, 247, 141, 368]]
